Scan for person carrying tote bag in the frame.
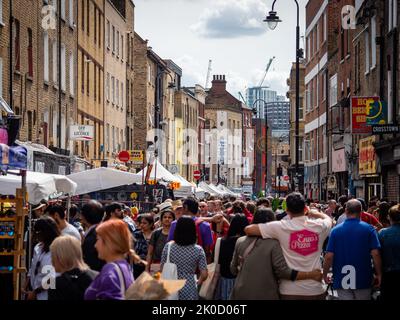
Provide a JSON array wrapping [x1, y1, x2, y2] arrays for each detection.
[[199, 237, 221, 300], [161, 242, 179, 300]]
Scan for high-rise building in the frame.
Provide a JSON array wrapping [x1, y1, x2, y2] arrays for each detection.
[[246, 87, 277, 118]]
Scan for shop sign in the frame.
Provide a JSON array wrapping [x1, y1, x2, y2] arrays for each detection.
[[332, 148, 346, 172], [129, 150, 144, 165], [359, 136, 377, 175], [351, 97, 387, 134], [372, 125, 400, 134], [69, 125, 94, 141]]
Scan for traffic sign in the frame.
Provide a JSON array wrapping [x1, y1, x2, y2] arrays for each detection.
[[284, 175, 289, 181], [193, 170, 201, 180], [118, 150, 130, 162]]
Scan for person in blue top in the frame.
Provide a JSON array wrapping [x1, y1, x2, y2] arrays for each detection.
[[378, 204, 400, 300], [323, 199, 382, 300], [167, 197, 213, 262]]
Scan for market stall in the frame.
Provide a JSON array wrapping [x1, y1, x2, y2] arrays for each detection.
[[173, 174, 195, 198], [67, 167, 142, 195]]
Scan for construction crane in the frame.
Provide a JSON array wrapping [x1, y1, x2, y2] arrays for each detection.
[[205, 59, 212, 90], [258, 56, 275, 88], [238, 92, 246, 104]]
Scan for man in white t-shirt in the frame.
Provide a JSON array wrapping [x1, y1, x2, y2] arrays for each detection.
[[48, 205, 82, 241], [245, 192, 333, 299]]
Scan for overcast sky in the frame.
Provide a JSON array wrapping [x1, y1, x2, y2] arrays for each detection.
[[134, 0, 307, 99]]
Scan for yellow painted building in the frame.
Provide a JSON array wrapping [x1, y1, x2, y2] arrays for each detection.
[[77, 0, 105, 166]]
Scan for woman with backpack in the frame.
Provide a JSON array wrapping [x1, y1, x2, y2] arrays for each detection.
[[146, 210, 175, 274], [49, 235, 98, 300], [84, 220, 141, 300]]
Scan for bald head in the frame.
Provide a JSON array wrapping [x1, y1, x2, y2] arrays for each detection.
[[345, 199, 362, 217]]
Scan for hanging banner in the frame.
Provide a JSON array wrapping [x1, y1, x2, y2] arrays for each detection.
[[359, 136, 377, 175], [351, 97, 388, 134], [0, 144, 27, 170]]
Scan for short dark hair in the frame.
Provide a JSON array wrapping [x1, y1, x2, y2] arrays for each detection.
[[227, 214, 249, 238], [256, 198, 270, 207], [105, 202, 122, 214], [338, 195, 348, 207], [246, 202, 256, 215], [252, 207, 276, 224], [49, 205, 66, 220], [183, 197, 199, 215], [286, 192, 306, 215], [174, 216, 196, 246], [69, 204, 80, 218], [81, 200, 104, 225], [138, 213, 154, 227], [34, 216, 60, 252], [356, 198, 367, 212]]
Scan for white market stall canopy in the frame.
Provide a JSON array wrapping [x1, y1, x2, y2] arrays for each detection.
[[216, 184, 240, 197], [173, 174, 195, 198], [0, 171, 77, 204], [198, 182, 223, 197], [67, 167, 142, 195], [136, 159, 179, 183]]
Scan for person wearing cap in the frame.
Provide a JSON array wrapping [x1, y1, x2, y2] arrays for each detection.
[[31, 202, 47, 219], [172, 200, 184, 220]]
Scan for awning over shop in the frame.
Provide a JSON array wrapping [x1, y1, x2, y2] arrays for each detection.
[[0, 170, 77, 204], [67, 167, 142, 195]]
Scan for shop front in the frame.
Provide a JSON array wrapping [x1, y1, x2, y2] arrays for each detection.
[[374, 139, 400, 203], [358, 136, 382, 201]]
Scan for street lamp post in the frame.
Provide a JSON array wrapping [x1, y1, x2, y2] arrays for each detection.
[[264, 0, 302, 192], [252, 98, 269, 196]]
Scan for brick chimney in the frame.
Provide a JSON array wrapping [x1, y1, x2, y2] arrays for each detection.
[[211, 75, 227, 93]]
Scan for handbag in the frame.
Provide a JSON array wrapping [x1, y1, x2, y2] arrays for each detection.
[[199, 237, 221, 300], [237, 238, 257, 273], [161, 242, 179, 300]]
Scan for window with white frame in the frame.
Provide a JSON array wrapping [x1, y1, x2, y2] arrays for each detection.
[[316, 21, 320, 51], [61, 43, 66, 91], [106, 20, 110, 48], [329, 74, 337, 107], [389, 0, 398, 32], [310, 136, 314, 161], [111, 76, 115, 103], [116, 30, 120, 57], [52, 40, 57, 85], [0, 0, 3, 25], [299, 136, 304, 163], [365, 30, 370, 73], [106, 73, 110, 101], [61, 0, 65, 20], [307, 36, 310, 61], [121, 34, 124, 60], [69, 52, 74, 95], [112, 126, 115, 152], [323, 11, 327, 41], [44, 32, 49, 82], [69, 0, 74, 26], [121, 82, 124, 108], [106, 124, 110, 151], [371, 15, 377, 68], [116, 79, 119, 106], [112, 25, 115, 53]]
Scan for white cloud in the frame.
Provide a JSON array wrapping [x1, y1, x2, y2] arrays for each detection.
[[174, 55, 208, 87], [191, 0, 269, 38]]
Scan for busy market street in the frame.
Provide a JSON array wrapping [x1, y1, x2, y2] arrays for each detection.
[[0, 0, 400, 308]]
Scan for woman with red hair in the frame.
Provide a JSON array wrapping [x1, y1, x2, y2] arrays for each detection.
[[84, 220, 142, 300]]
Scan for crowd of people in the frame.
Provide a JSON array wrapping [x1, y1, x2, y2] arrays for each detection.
[[22, 192, 400, 300]]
